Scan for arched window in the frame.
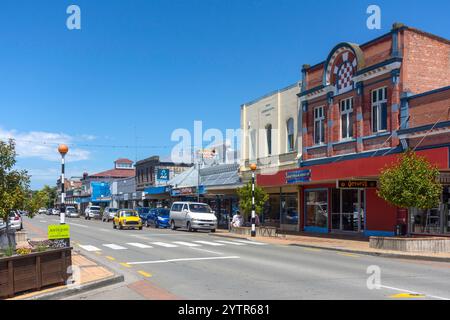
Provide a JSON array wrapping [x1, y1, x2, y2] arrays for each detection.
[[265, 124, 272, 156], [286, 118, 295, 152]]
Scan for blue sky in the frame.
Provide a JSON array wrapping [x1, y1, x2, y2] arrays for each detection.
[[0, 0, 449, 189]]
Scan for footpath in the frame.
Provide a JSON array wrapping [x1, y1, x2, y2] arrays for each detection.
[[210, 230, 450, 263]]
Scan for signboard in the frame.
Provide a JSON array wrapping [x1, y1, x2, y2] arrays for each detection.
[[48, 224, 70, 240], [337, 180, 377, 189], [286, 169, 311, 184], [48, 224, 70, 248], [91, 182, 111, 202], [171, 186, 205, 197], [157, 168, 170, 182]]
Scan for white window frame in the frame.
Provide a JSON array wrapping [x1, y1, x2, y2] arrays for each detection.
[[314, 106, 325, 145], [286, 118, 295, 152], [340, 97, 353, 140], [372, 87, 388, 133]]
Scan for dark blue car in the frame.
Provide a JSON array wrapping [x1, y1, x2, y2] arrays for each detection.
[[146, 208, 170, 229], [136, 207, 151, 223]]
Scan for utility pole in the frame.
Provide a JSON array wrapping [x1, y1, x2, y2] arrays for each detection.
[[58, 144, 69, 225], [250, 163, 257, 237]]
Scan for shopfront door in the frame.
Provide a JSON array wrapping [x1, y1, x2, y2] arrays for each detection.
[[331, 188, 365, 232]]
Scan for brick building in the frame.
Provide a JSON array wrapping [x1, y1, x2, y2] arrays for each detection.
[[253, 23, 450, 236]]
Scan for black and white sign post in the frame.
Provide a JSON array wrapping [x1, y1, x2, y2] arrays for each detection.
[[58, 144, 69, 225], [250, 163, 257, 237]]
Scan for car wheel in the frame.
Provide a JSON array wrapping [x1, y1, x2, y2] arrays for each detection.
[[113, 223, 116, 229], [139, 226, 143, 230], [119, 223, 123, 230], [171, 220, 177, 231], [155, 221, 160, 229], [145, 221, 150, 228], [211, 229, 216, 233], [20, 223, 23, 231], [187, 222, 193, 232]]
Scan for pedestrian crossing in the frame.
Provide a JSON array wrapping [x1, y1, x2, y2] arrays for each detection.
[[77, 239, 267, 252]]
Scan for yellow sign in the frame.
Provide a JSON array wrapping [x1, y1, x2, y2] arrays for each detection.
[[48, 224, 70, 240]]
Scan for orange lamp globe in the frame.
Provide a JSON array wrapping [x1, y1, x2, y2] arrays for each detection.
[[58, 144, 69, 156], [250, 163, 257, 171]]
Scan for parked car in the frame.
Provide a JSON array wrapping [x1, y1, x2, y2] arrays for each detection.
[[66, 206, 80, 218], [0, 218, 6, 231], [8, 211, 23, 231], [113, 209, 143, 230], [136, 207, 151, 220], [85, 206, 101, 220], [145, 208, 170, 228], [38, 208, 47, 215], [102, 207, 118, 222], [169, 202, 217, 232], [46, 208, 53, 215], [52, 208, 60, 216]]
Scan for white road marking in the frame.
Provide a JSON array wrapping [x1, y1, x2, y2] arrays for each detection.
[[79, 245, 102, 252], [173, 241, 202, 247], [69, 223, 90, 229], [194, 241, 225, 247], [127, 256, 240, 265], [380, 285, 450, 301], [103, 244, 127, 250], [215, 240, 247, 246], [189, 247, 224, 255], [127, 242, 153, 249], [39, 220, 47, 223], [231, 240, 268, 246], [152, 242, 179, 248]]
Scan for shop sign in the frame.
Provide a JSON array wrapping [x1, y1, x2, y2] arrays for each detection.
[[337, 180, 377, 189], [171, 186, 205, 197], [286, 169, 311, 184], [157, 168, 170, 181]]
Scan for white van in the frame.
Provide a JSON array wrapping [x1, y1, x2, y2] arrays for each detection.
[[170, 202, 218, 232]]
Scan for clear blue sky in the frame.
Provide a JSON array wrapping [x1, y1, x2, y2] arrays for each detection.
[[0, 0, 448, 189]]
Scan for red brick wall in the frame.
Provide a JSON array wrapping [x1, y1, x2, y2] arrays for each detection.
[[408, 89, 450, 127], [401, 29, 450, 95], [361, 36, 393, 68]]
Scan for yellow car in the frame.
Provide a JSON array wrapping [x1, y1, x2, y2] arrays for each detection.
[[113, 209, 143, 230]]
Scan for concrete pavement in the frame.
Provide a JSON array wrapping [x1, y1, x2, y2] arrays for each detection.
[[23, 215, 450, 300]]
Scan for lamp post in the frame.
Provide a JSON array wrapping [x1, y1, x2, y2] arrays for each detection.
[[58, 144, 69, 225], [250, 163, 257, 237]]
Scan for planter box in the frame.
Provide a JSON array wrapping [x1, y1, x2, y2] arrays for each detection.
[[370, 237, 450, 253], [231, 226, 277, 237], [0, 247, 72, 299]]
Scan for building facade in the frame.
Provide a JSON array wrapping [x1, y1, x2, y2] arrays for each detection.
[[252, 23, 450, 236]]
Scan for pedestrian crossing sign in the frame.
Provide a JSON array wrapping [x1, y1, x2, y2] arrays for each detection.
[[48, 224, 70, 240]]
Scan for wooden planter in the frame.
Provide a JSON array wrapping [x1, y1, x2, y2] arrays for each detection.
[[0, 247, 72, 299]]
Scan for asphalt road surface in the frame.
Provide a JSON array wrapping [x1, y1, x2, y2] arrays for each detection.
[[24, 215, 450, 300]]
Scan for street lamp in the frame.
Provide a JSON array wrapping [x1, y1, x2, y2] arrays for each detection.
[[58, 144, 69, 225], [250, 163, 257, 237]]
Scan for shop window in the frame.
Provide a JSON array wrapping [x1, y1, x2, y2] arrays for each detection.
[[305, 190, 328, 228], [314, 106, 325, 145], [286, 118, 295, 152], [372, 87, 388, 133], [280, 193, 298, 225], [340, 97, 353, 140], [263, 194, 280, 227]]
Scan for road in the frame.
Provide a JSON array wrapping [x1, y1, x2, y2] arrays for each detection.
[[23, 215, 450, 300]]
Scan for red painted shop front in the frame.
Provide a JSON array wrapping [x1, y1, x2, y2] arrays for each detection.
[[257, 147, 449, 236]]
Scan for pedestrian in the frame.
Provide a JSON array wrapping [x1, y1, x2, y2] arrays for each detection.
[[231, 210, 244, 228]]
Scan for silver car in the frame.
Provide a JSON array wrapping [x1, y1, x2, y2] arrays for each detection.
[[8, 211, 23, 231], [102, 207, 118, 222], [0, 218, 6, 231], [66, 206, 80, 218]]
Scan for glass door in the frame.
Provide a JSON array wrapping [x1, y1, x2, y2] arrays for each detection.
[[331, 188, 365, 232]]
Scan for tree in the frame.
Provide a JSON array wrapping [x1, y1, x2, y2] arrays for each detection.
[[236, 181, 269, 219], [0, 139, 31, 248], [41, 185, 57, 208], [378, 150, 442, 210]]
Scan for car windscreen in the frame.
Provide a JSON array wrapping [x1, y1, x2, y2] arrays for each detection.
[[67, 208, 76, 212], [189, 204, 213, 214], [90, 207, 101, 211], [138, 208, 151, 214], [157, 209, 170, 217], [122, 211, 138, 217], [109, 208, 118, 212]]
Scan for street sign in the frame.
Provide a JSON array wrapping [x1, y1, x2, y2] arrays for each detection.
[[48, 224, 70, 240], [337, 180, 377, 189], [157, 168, 170, 181]]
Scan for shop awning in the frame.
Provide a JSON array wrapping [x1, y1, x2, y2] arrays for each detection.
[[144, 186, 171, 195]]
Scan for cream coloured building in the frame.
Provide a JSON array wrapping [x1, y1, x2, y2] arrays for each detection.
[[240, 81, 302, 231]]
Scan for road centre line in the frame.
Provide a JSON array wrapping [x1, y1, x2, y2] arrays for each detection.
[[127, 256, 240, 265], [380, 285, 450, 301]]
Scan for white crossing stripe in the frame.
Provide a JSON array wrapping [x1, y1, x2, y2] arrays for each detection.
[[127, 243, 153, 249], [79, 245, 102, 252], [215, 240, 247, 246], [152, 242, 179, 248], [231, 240, 268, 246], [173, 241, 201, 247], [103, 244, 127, 250], [194, 241, 225, 247]]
